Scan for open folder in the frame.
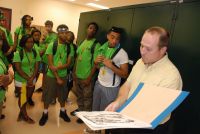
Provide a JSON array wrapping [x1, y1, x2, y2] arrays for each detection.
[[76, 83, 189, 130]]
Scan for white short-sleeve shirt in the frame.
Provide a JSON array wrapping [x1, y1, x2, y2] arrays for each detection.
[[98, 48, 129, 87]]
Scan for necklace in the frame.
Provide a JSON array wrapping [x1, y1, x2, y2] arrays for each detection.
[[24, 49, 33, 73]]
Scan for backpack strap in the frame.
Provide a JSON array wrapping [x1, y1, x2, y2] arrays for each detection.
[[90, 40, 99, 65], [19, 49, 24, 61], [78, 39, 99, 67], [52, 41, 58, 55], [111, 47, 121, 86], [32, 48, 37, 58]]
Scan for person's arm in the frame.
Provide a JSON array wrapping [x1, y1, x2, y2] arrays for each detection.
[[103, 58, 129, 78], [56, 56, 71, 70], [47, 54, 63, 85], [0, 70, 14, 87], [27, 60, 40, 87], [94, 55, 104, 69], [105, 80, 131, 111], [14, 62, 30, 81]]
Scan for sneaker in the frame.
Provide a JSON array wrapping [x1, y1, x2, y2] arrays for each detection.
[[76, 118, 84, 124], [59, 110, 70, 122], [0, 114, 5, 120], [70, 109, 79, 116], [28, 98, 35, 106], [39, 113, 48, 126]]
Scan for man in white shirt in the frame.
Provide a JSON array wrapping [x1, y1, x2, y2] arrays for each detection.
[[93, 27, 129, 111], [105, 26, 182, 134]]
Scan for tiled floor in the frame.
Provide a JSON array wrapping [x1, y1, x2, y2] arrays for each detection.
[[0, 74, 87, 134]]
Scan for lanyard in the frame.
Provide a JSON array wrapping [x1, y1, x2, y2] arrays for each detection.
[[24, 49, 33, 72]]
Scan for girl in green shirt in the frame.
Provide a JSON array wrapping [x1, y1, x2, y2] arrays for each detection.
[[13, 34, 41, 124], [14, 15, 34, 51]]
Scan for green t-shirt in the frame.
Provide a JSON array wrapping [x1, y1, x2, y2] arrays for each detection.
[[0, 26, 14, 46], [42, 32, 58, 64], [0, 59, 7, 102], [33, 43, 46, 54], [45, 42, 74, 78], [98, 41, 118, 59], [0, 51, 9, 67], [43, 32, 57, 45], [75, 38, 101, 79], [13, 49, 41, 82]]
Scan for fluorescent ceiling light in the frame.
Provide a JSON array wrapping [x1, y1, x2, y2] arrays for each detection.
[[87, 3, 109, 9]]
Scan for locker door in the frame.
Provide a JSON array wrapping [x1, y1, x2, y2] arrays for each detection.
[[77, 11, 109, 45], [130, 3, 176, 62], [107, 8, 134, 57], [169, 2, 200, 134]]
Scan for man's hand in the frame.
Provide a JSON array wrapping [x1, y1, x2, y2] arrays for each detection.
[[49, 65, 57, 72], [105, 101, 121, 112], [56, 77, 64, 85], [94, 55, 104, 65], [82, 76, 91, 87], [103, 58, 113, 69]]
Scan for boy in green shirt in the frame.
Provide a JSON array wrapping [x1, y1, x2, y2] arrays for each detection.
[[72, 22, 101, 123], [39, 24, 74, 126], [35, 20, 58, 93]]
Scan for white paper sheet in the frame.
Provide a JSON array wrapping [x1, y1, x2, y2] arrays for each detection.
[[76, 111, 151, 130]]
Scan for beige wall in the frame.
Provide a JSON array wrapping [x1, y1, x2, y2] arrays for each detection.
[[0, 0, 94, 38]]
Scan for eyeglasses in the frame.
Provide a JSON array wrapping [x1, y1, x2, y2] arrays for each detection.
[[57, 27, 68, 32]]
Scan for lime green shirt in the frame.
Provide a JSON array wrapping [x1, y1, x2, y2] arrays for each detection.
[[13, 49, 41, 82], [75, 38, 101, 79], [0, 26, 13, 46], [0, 51, 9, 67], [43, 32, 57, 45], [0, 59, 7, 102], [33, 43, 45, 54], [45, 42, 74, 78], [42, 32, 57, 64], [98, 41, 118, 59]]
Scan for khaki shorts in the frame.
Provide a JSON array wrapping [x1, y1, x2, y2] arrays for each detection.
[[43, 75, 68, 105]]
